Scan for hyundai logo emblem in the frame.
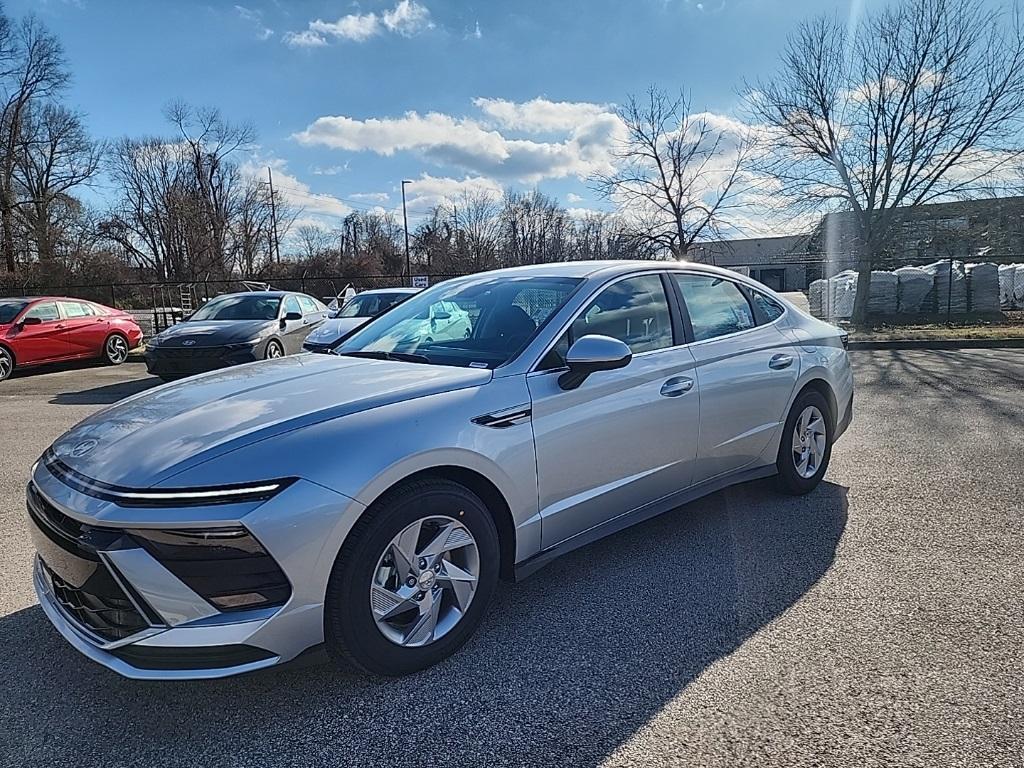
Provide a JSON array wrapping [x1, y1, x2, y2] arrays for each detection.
[[182, 339, 196, 346], [70, 439, 98, 458]]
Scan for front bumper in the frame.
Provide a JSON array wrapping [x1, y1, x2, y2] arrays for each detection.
[[144, 343, 261, 377], [28, 461, 365, 680]]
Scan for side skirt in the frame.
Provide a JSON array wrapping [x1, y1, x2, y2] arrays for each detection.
[[513, 464, 778, 582]]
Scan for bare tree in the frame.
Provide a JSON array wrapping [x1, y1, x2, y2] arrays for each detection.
[[0, 12, 67, 271], [748, 0, 1024, 324], [15, 103, 101, 262], [592, 87, 752, 260], [293, 223, 332, 261], [103, 104, 261, 280]]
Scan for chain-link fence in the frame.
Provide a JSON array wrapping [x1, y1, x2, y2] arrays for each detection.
[[3, 258, 1023, 330]]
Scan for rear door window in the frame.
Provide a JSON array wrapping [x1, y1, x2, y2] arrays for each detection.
[[673, 274, 756, 341], [58, 301, 92, 318], [297, 296, 320, 314], [751, 291, 785, 323]]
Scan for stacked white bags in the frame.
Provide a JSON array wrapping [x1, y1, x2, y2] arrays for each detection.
[[808, 279, 825, 317], [999, 265, 1017, 309], [894, 266, 932, 313], [868, 270, 898, 315], [922, 260, 968, 314], [966, 263, 1000, 313], [1000, 264, 1024, 309], [831, 270, 858, 319]]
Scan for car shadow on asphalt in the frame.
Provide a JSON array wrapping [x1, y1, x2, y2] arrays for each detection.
[[47, 377, 161, 405], [1, 479, 848, 768]]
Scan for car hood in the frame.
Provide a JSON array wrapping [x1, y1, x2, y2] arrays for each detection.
[[152, 319, 274, 347], [49, 354, 491, 487], [304, 317, 369, 345]]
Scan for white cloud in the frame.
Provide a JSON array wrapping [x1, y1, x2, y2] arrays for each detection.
[[382, 0, 434, 36], [473, 97, 612, 133], [240, 157, 352, 220], [293, 98, 625, 184], [402, 174, 503, 213], [466, 21, 482, 40], [311, 163, 348, 176], [311, 12, 380, 42], [566, 192, 584, 203], [283, 29, 328, 47], [287, 1, 432, 46], [235, 4, 273, 41], [348, 191, 391, 203]]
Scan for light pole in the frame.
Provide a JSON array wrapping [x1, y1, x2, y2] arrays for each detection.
[[401, 180, 412, 286]]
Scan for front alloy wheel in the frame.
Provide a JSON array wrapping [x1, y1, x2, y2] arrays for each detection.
[[370, 516, 480, 647], [324, 478, 499, 676]]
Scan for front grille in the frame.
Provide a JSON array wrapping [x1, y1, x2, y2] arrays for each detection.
[[43, 563, 150, 642], [28, 481, 153, 642], [148, 346, 225, 359]]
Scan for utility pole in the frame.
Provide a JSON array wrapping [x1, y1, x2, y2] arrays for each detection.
[[401, 180, 412, 285], [267, 167, 281, 264]]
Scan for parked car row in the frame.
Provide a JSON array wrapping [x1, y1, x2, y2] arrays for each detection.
[[0, 285, 409, 382], [25, 261, 853, 681]]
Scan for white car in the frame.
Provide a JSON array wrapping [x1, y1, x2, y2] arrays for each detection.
[[303, 288, 419, 353]]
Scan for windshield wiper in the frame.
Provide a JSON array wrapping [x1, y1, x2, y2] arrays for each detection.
[[336, 350, 432, 364]]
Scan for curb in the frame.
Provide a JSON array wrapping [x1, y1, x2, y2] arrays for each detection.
[[848, 338, 1024, 350]]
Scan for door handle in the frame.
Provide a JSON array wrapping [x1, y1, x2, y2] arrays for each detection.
[[660, 376, 694, 397], [769, 353, 794, 370]]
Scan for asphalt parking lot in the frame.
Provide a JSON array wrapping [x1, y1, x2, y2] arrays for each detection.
[[1, 350, 1022, 768]]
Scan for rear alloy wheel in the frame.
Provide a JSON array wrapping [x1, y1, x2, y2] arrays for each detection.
[[0, 346, 13, 381], [776, 389, 833, 495], [325, 478, 499, 676], [264, 340, 284, 359], [103, 334, 129, 365]]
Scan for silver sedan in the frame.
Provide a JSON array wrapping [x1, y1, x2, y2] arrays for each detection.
[[28, 261, 853, 679]]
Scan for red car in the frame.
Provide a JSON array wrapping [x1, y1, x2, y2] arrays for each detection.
[[0, 296, 144, 381]]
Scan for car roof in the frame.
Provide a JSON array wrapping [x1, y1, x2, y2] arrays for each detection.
[[209, 291, 293, 298], [356, 287, 420, 296], [447, 259, 758, 282], [0, 296, 101, 304]]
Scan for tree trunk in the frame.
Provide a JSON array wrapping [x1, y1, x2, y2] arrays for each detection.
[[1, 199, 15, 273], [851, 247, 872, 326]]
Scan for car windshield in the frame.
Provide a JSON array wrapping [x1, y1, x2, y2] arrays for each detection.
[[335, 276, 581, 368], [337, 293, 404, 318], [190, 295, 281, 321], [0, 299, 28, 324]]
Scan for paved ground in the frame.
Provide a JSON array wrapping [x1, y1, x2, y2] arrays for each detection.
[[1, 351, 1022, 768]]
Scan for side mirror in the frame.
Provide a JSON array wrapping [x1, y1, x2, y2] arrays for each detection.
[[558, 334, 632, 390], [283, 311, 302, 322], [20, 316, 42, 327]]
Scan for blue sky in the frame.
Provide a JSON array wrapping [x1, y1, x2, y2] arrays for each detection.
[[22, 0, 886, 230]]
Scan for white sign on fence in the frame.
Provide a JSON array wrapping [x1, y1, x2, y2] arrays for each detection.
[[412, 275, 430, 289]]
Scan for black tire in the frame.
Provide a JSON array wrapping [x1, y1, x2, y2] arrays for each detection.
[[0, 345, 14, 381], [775, 389, 833, 495], [102, 333, 130, 366], [324, 478, 499, 677], [264, 339, 284, 359]]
